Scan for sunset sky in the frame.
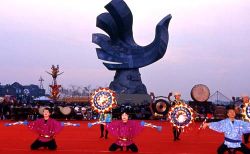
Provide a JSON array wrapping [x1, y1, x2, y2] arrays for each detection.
[[0, 0, 249, 100]]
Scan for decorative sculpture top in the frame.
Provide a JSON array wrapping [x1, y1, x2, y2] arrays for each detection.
[[46, 65, 63, 82], [93, 0, 172, 70], [46, 65, 63, 101]]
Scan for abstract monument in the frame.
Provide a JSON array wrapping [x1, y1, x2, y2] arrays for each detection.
[[93, 0, 171, 94]]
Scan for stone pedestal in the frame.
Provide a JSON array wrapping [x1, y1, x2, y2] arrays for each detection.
[[109, 69, 147, 94]]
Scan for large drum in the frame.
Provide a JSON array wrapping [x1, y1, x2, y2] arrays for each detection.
[[59, 106, 72, 115], [191, 84, 210, 102]]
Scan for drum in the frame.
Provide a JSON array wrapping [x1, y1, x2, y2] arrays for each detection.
[[58, 106, 63, 110], [60, 106, 72, 115], [151, 98, 170, 116], [38, 106, 45, 115], [38, 106, 47, 115], [191, 84, 210, 102]]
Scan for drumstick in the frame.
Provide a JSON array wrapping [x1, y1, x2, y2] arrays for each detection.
[[61, 122, 80, 127], [140, 121, 162, 132], [88, 121, 104, 128], [199, 119, 207, 130], [4, 120, 28, 126], [198, 113, 212, 130], [88, 114, 112, 128], [88, 118, 111, 128]]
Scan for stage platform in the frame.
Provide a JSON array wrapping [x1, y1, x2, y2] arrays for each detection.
[[0, 120, 248, 154]]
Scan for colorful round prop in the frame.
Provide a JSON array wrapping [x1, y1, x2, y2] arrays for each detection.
[[242, 103, 250, 121], [168, 103, 194, 129], [191, 84, 210, 102], [90, 88, 117, 113]]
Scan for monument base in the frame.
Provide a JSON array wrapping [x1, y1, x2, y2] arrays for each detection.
[[109, 69, 147, 94], [116, 94, 151, 105]]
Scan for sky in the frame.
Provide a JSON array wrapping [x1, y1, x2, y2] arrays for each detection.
[[0, 0, 250, 100]]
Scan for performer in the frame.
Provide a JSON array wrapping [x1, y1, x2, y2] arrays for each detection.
[[99, 112, 112, 139], [202, 105, 250, 154], [5, 107, 80, 150], [168, 92, 183, 141], [91, 109, 161, 152], [242, 95, 250, 144], [28, 107, 63, 150], [106, 110, 141, 152]]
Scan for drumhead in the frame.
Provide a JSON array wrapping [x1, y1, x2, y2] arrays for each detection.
[[38, 106, 48, 115], [60, 106, 72, 115], [58, 106, 63, 110], [152, 99, 170, 115], [191, 84, 210, 102]]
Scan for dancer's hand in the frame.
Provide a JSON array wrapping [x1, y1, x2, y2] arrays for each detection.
[[202, 123, 209, 129], [101, 122, 107, 125]]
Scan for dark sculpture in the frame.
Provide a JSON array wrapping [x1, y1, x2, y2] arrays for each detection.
[[93, 0, 171, 94]]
